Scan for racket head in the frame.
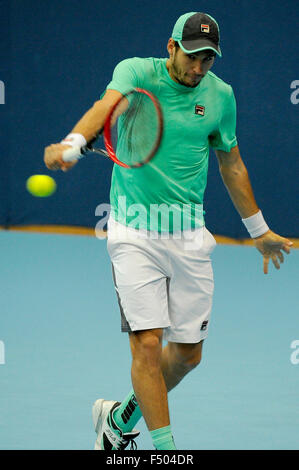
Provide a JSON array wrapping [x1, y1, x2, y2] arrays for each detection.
[[103, 88, 163, 169]]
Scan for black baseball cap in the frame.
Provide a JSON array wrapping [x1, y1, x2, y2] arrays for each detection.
[[171, 12, 222, 57]]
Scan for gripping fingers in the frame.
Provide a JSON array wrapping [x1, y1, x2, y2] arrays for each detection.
[[44, 144, 78, 172]]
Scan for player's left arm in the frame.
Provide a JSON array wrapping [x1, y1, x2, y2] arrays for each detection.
[[215, 145, 293, 274]]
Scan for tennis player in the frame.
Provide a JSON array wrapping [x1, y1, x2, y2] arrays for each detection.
[[44, 12, 293, 450]]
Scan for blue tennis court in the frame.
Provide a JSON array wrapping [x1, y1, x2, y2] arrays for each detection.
[[0, 231, 298, 450]]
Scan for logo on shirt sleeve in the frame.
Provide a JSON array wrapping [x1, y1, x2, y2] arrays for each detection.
[[195, 104, 205, 116]]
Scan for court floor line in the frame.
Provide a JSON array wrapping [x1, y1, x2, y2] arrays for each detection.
[[1, 225, 298, 247]]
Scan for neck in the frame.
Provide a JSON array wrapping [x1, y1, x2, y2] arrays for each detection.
[[166, 58, 179, 84]]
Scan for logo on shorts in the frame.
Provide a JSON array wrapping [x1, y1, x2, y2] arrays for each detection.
[[195, 104, 205, 116], [200, 320, 209, 331]]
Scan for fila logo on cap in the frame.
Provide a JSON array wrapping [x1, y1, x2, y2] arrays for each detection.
[[201, 24, 210, 33], [195, 104, 205, 116]]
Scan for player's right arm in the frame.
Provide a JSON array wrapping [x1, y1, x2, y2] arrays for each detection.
[[44, 89, 122, 172]]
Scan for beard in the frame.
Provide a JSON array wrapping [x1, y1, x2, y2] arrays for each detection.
[[171, 57, 201, 88]]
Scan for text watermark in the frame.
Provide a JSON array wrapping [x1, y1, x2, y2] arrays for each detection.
[[0, 340, 5, 365], [0, 81, 4, 104], [290, 80, 299, 105], [95, 197, 205, 250], [290, 340, 299, 365]]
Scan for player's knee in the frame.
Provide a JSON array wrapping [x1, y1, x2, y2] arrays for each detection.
[[180, 352, 202, 371], [130, 329, 163, 366], [172, 343, 203, 370], [187, 351, 202, 370]]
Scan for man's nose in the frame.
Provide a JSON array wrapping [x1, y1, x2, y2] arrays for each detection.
[[192, 61, 203, 74]]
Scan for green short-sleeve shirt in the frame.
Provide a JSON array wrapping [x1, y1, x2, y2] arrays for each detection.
[[106, 57, 237, 232]]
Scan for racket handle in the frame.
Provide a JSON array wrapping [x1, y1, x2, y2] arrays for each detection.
[[62, 146, 83, 162]]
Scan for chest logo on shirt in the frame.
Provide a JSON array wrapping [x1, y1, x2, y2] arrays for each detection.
[[195, 104, 205, 116]]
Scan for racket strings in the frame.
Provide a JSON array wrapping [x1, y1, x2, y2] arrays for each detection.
[[111, 92, 160, 167]]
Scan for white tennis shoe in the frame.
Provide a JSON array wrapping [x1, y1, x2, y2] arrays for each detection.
[[92, 398, 140, 450]]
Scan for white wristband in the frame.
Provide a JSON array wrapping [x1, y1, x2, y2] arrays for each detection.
[[242, 210, 269, 238], [61, 133, 87, 148]]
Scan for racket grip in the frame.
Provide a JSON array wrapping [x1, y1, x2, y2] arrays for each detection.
[[62, 146, 83, 162]]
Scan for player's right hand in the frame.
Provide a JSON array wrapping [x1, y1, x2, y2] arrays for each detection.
[[44, 143, 78, 172]]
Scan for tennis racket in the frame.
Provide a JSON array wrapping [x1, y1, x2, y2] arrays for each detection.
[[62, 88, 163, 169]]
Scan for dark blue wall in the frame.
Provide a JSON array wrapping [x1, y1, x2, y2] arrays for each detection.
[[1, 0, 298, 236]]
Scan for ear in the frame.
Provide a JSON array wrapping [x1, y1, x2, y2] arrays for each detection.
[[167, 38, 176, 56]]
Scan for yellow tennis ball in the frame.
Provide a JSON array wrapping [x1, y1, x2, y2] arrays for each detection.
[[26, 174, 57, 197]]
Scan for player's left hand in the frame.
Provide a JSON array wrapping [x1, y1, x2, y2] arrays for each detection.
[[253, 230, 293, 274]]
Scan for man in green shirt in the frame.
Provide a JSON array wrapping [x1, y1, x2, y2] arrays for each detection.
[[107, 52, 237, 233], [106, 42, 237, 234], [44, 12, 293, 450]]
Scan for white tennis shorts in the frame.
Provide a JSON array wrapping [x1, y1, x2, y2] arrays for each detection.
[[107, 217, 216, 343]]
